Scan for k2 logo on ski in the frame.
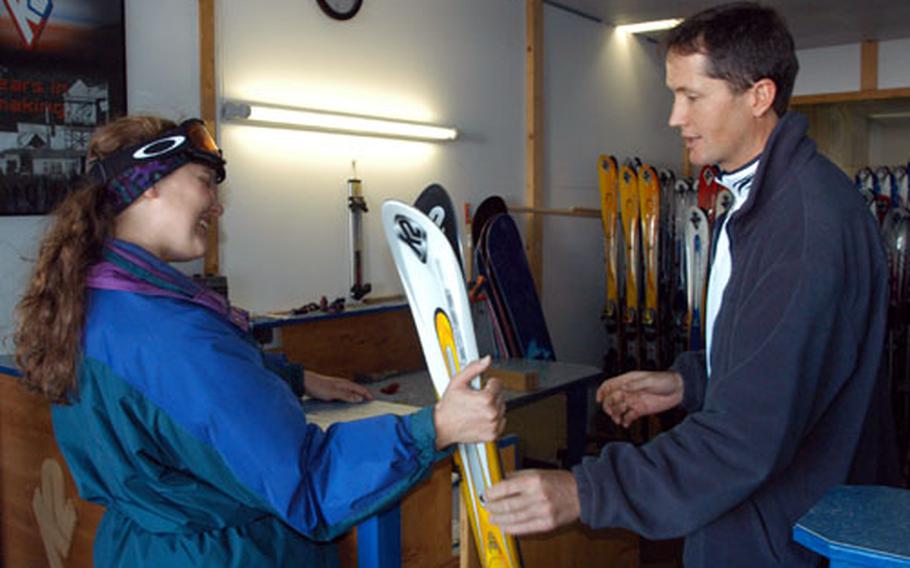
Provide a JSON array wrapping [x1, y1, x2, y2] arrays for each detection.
[[3, 0, 54, 50], [395, 214, 428, 263]]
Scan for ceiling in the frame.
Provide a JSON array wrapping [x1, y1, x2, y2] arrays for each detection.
[[550, 0, 910, 49]]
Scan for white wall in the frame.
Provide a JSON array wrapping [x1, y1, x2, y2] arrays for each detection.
[[216, 1, 679, 367], [0, 218, 48, 353], [125, 0, 200, 120], [540, 9, 679, 365], [217, 0, 524, 311], [794, 38, 910, 95], [879, 38, 910, 90], [869, 121, 910, 166], [793, 43, 861, 95], [0, 0, 200, 354]]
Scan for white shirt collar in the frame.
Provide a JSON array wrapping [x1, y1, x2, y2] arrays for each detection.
[[718, 158, 759, 201]]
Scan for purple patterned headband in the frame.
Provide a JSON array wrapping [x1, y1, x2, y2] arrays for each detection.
[[87, 119, 226, 213], [104, 154, 191, 212]]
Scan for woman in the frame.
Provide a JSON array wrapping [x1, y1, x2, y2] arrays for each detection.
[[15, 116, 504, 566]]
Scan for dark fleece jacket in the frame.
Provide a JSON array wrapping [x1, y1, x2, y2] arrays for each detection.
[[573, 112, 897, 567]]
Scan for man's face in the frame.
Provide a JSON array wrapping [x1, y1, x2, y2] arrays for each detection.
[[665, 51, 761, 172]]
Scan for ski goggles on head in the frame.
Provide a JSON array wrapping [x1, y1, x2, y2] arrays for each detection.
[[88, 119, 226, 212]]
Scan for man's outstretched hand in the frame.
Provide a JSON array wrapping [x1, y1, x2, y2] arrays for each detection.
[[597, 370, 683, 427], [485, 469, 580, 535]]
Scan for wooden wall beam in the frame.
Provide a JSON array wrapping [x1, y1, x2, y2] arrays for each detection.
[[199, 0, 219, 276], [791, 87, 910, 106], [860, 40, 878, 92], [682, 144, 692, 178], [509, 205, 600, 218], [526, 0, 544, 293]]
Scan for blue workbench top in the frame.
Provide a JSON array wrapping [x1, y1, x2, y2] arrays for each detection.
[[251, 301, 408, 330], [793, 485, 910, 566], [0, 354, 19, 376], [361, 359, 602, 410]]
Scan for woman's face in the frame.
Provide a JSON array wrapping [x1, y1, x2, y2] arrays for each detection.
[[119, 162, 223, 262]]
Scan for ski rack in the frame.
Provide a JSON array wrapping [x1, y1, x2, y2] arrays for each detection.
[[507, 205, 600, 218]]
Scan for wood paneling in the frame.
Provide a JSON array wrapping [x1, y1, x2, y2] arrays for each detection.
[[525, 0, 544, 294], [505, 395, 567, 466], [860, 41, 878, 92], [337, 458, 456, 568], [519, 524, 639, 567], [277, 308, 426, 379], [791, 87, 910, 106], [682, 143, 693, 178], [1, 374, 104, 568], [508, 206, 600, 219], [401, 458, 455, 566], [799, 103, 870, 174], [199, 0, 220, 276]]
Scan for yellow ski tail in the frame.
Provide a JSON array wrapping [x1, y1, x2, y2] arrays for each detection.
[[597, 155, 620, 318], [638, 163, 660, 329], [435, 310, 521, 568]]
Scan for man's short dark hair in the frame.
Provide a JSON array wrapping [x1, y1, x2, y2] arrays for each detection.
[[665, 2, 799, 116]]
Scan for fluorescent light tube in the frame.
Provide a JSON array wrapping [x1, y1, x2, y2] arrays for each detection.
[[222, 101, 458, 142], [616, 18, 683, 35]]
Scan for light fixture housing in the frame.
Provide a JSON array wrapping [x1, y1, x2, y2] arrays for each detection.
[[615, 18, 683, 35], [221, 100, 458, 142]]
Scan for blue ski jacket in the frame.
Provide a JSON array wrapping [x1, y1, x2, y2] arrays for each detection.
[[573, 112, 896, 567], [52, 245, 445, 567]]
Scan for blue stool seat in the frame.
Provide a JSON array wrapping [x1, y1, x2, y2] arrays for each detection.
[[793, 485, 910, 567]]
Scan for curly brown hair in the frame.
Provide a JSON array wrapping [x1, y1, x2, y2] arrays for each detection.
[[14, 116, 176, 403]]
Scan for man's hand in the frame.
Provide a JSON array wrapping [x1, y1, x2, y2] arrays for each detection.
[[484, 469, 580, 535], [596, 370, 684, 428], [434, 356, 505, 450], [305, 371, 374, 403]]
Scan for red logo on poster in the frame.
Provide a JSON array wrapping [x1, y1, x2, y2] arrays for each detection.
[[3, 0, 53, 50]]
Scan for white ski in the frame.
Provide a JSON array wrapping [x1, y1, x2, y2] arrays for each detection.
[[381, 200, 521, 568], [685, 206, 710, 351]]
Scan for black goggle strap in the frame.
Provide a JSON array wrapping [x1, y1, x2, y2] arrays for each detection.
[[88, 119, 224, 185]]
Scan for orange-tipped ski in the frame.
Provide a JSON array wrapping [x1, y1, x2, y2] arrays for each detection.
[[638, 163, 660, 370], [619, 164, 641, 370], [598, 155, 621, 374]]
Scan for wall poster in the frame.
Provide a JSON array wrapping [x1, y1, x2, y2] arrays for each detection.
[[0, 0, 126, 215]]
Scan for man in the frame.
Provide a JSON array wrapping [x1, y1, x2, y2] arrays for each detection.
[[485, 3, 897, 566]]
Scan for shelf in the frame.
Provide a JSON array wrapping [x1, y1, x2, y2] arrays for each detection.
[[792, 87, 910, 106]]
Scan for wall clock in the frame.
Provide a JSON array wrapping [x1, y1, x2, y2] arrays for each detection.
[[316, 0, 363, 21]]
